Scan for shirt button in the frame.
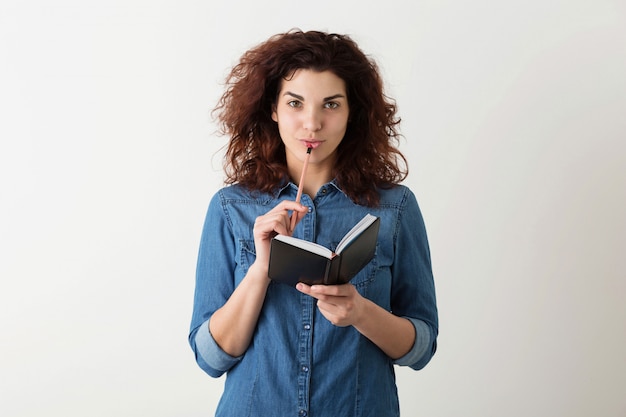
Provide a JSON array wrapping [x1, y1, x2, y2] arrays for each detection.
[[301, 365, 309, 372], [299, 410, 307, 416], [307, 206, 312, 213], [321, 188, 327, 194], [303, 324, 311, 330]]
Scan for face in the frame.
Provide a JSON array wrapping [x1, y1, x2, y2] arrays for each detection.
[[272, 69, 350, 172]]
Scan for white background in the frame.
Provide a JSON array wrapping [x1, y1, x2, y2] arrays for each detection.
[[1, 1, 625, 416]]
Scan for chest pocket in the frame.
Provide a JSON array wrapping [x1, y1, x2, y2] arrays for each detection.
[[237, 239, 257, 282], [351, 255, 379, 290], [328, 240, 380, 291]]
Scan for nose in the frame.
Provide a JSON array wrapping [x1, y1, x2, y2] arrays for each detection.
[[302, 108, 322, 132]]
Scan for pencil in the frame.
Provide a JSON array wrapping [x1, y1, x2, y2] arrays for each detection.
[[290, 147, 312, 233]]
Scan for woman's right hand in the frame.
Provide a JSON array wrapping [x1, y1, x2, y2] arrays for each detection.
[[252, 201, 308, 272]]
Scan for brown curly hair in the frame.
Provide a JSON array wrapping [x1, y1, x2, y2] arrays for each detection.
[[213, 29, 407, 206]]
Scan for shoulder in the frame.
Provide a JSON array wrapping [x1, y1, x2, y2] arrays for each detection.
[[376, 184, 417, 209], [375, 185, 425, 229], [204, 185, 277, 236], [214, 184, 252, 200], [207, 184, 280, 226], [211, 184, 276, 205]]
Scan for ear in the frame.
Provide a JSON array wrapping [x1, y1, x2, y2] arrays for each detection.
[[271, 105, 278, 122]]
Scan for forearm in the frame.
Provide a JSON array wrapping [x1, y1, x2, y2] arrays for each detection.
[[352, 298, 416, 360], [209, 262, 270, 357]]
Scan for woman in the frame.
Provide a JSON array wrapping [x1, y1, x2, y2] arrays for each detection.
[[189, 30, 438, 417]]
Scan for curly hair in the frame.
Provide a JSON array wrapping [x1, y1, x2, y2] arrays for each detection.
[[213, 29, 407, 206]]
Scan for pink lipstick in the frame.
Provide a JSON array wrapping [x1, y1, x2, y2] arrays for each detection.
[[303, 140, 321, 149]]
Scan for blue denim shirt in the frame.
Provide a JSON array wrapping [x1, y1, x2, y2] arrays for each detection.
[[189, 181, 438, 417]]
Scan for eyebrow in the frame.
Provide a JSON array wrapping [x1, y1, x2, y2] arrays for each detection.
[[283, 91, 346, 101]]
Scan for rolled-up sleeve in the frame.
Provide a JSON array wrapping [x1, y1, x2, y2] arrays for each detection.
[[192, 319, 242, 377], [393, 317, 435, 369]]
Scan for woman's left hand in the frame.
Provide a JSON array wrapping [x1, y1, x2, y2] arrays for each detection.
[[296, 283, 365, 327]]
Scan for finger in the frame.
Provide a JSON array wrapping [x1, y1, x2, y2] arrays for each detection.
[[256, 201, 304, 231], [270, 200, 308, 215], [289, 211, 307, 235], [296, 283, 330, 303], [254, 214, 288, 240], [316, 301, 350, 327], [309, 284, 347, 297], [296, 282, 312, 295]]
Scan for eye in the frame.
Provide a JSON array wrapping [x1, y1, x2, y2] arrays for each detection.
[[287, 100, 302, 108], [324, 101, 339, 109]]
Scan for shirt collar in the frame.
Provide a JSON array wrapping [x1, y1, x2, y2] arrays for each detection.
[[275, 178, 347, 199]]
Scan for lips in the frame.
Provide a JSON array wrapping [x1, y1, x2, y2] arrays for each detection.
[[302, 140, 322, 149]]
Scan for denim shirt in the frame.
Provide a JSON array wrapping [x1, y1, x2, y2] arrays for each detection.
[[189, 181, 438, 417]]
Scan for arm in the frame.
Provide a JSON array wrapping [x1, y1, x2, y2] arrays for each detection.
[[208, 200, 308, 357], [296, 283, 416, 359], [189, 192, 308, 375], [208, 264, 271, 357], [297, 188, 438, 368]]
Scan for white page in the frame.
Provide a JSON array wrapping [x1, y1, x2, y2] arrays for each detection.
[[274, 234, 333, 258], [336, 214, 377, 254]]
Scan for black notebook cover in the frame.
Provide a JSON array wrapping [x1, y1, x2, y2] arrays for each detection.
[[268, 215, 380, 286]]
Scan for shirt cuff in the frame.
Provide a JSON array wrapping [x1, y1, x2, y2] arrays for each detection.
[[195, 319, 242, 373], [393, 317, 431, 367]]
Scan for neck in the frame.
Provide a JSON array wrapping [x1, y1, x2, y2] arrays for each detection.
[[287, 147, 335, 197], [299, 168, 332, 197], [289, 160, 333, 197]]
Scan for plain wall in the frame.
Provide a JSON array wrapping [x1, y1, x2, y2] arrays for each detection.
[[1, 1, 625, 416]]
